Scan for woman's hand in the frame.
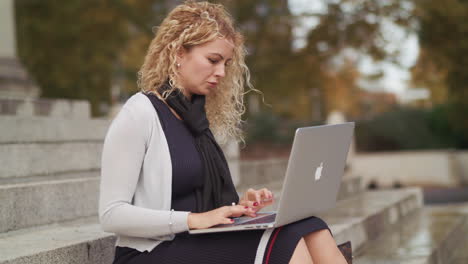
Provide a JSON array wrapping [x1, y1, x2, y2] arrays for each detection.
[[239, 188, 275, 215], [187, 205, 256, 230]]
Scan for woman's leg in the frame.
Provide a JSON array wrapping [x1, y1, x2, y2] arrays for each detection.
[[289, 238, 313, 264], [303, 229, 347, 264]]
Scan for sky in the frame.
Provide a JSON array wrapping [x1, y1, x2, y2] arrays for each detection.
[[288, 0, 428, 103]]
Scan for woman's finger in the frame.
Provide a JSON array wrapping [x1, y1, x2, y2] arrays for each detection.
[[242, 188, 275, 208], [259, 188, 269, 201], [261, 188, 275, 200], [267, 189, 273, 200], [240, 200, 257, 207], [224, 205, 248, 217], [254, 191, 261, 204], [221, 217, 235, 225], [246, 188, 257, 201]]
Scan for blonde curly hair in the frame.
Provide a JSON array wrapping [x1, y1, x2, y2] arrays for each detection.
[[138, 0, 253, 144]]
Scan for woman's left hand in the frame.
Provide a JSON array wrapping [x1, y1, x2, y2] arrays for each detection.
[[239, 188, 275, 215]]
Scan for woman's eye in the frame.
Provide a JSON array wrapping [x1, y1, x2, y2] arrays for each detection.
[[208, 58, 218, 64]]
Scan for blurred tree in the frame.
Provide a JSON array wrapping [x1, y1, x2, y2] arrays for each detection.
[[16, 0, 131, 116], [219, 0, 295, 117], [322, 58, 362, 119], [218, 0, 416, 122], [411, 0, 468, 147], [15, 0, 418, 120], [412, 0, 468, 104], [112, 0, 172, 96], [411, 49, 449, 104], [291, 0, 416, 121]]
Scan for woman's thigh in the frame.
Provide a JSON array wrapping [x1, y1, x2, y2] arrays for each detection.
[[114, 231, 265, 264], [264, 216, 330, 264]]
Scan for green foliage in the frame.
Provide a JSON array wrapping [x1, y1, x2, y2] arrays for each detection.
[[244, 110, 317, 145], [245, 111, 282, 144], [433, 103, 468, 148], [355, 105, 468, 152]]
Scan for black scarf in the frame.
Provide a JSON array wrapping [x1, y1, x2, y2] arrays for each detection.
[[154, 82, 239, 213]]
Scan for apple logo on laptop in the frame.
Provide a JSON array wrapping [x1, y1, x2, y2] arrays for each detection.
[[315, 162, 324, 181]]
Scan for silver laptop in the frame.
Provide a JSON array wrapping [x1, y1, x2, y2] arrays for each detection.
[[189, 122, 355, 234]]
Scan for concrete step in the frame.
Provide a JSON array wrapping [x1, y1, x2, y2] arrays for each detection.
[[319, 188, 423, 252], [0, 171, 99, 233], [354, 204, 468, 264], [0, 142, 102, 178], [0, 116, 109, 144], [0, 217, 115, 264], [0, 188, 421, 264], [337, 175, 363, 200]]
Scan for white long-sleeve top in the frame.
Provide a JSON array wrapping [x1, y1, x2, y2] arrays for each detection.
[[99, 92, 191, 252]]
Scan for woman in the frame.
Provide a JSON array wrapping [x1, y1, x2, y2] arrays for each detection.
[[99, 1, 348, 263]]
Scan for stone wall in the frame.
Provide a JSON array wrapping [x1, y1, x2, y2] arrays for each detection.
[[0, 98, 90, 118], [352, 150, 468, 187]]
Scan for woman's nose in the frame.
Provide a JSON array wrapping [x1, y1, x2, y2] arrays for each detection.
[[214, 64, 225, 78]]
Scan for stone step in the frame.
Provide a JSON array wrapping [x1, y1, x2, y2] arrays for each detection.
[[0, 116, 109, 143], [337, 175, 363, 200], [354, 204, 468, 264], [0, 171, 99, 233], [0, 188, 420, 264], [0, 142, 102, 178], [0, 217, 115, 264], [319, 188, 423, 252]]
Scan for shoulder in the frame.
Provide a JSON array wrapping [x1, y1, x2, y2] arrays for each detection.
[[108, 92, 159, 137], [117, 92, 163, 128], [105, 92, 162, 147], [122, 92, 154, 118]]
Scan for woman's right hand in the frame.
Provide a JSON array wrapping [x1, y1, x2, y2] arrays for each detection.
[[187, 205, 255, 230]]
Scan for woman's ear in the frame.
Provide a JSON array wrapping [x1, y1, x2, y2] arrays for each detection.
[[176, 46, 187, 61]]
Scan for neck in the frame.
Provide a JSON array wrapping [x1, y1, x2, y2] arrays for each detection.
[[182, 89, 192, 101]]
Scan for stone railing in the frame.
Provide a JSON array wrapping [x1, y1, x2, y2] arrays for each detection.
[[0, 97, 90, 118], [352, 150, 468, 187]]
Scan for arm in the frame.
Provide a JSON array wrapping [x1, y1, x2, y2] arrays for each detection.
[[98, 103, 189, 239]]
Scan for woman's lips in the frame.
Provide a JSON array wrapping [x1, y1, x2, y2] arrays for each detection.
[[208, 82, 218, 87]]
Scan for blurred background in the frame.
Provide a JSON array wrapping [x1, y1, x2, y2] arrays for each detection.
[[7, 0, 468, 190], [2, 0, 468, 263]]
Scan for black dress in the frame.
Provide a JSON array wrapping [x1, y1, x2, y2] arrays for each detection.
[[113, 94, 331, 264]]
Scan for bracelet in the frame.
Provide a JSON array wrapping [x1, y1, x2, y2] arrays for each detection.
[[169, 209, 175, 234]]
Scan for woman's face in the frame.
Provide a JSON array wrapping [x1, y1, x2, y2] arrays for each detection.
[[177, 37, 234, 98]]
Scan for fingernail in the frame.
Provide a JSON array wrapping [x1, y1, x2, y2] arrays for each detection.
[[231, 219, 234, 222], [245, 206, 249, 209], [253, 202, 259, 206]]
